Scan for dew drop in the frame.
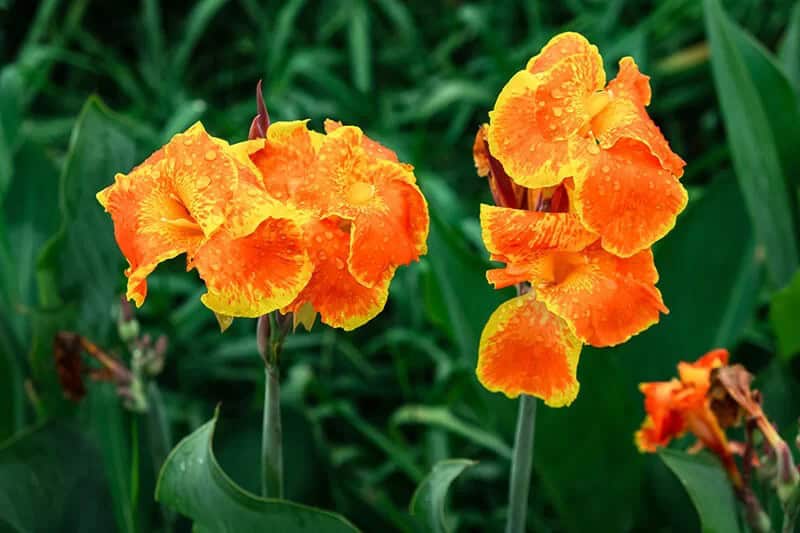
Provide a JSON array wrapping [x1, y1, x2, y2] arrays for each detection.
[[335, 258, 345, 270], [183, 138, 193, 146], [551, 88, 563, 99], [204, 150, 217, 161], [613, 181, 621, 191], [184, 157, 193, 166], [601, 165, 610, 173], [648, 181, 655, 190], [325, 231, 334, 240], [553, 107, 563, 117]]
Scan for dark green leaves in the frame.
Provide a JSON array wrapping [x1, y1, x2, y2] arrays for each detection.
[[659, 449, 741, 533], [155, 409, 360, 533], [770, 270, 800, 360], [410, 459, 475, 533], [703, 0, 800, 287]]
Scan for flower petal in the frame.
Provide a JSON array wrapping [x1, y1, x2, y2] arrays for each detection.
[[572, 138, 688, 257], [193, 214, 312, 318], [533, 245, 668, 346], [477, 292, 581, 407], [635, 379, 686, 452], [473, 124, 491, 177], [348, 175, 429, 287], [526, 32, 605, 89], [593, 58, 686, 177], [324, 119, 399, 162], [480, 204, 597, 264], [285, 218, 392, 330], [678, 348, 729, 388], [488, 57, 601, 188]]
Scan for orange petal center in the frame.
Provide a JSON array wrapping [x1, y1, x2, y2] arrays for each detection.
[[347, 182, 375, 205], [581, 91, 611, 136], [161, 193, 202, 233]]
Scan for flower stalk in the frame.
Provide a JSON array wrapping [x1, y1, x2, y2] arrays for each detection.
[[506, 393, 537, 533]]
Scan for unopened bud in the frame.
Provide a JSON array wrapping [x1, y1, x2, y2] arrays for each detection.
[[248, 79, 270, 140], [118, 317, 140, 343]]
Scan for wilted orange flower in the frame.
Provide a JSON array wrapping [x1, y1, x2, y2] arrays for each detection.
[[242, 119, 429, 330], [487, 32, 687, 257], [97, 122, 312, 318], [636, 349, 742, 487]]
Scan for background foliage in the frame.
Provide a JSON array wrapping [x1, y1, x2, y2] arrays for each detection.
[[2, 0, 800, 531]]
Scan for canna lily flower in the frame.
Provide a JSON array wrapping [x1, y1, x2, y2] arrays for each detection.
[[241, 119, 429, 330], [487, 32, 687, 257], [473, 122, 668, 406], [97, 123, 312, 318], [635, 349, 743, 488]]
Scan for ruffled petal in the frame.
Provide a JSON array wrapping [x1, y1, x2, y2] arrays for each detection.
[[348, 175, 429, 287], [249, 120, 318, 206], [285, 218, 392, 330], [572, 138, 688, 257], [324, 119, 399, 162], [488, 58, 601, 188], [593, 58, 686, 177], [526, 32, 606, 88], [532, 245, 668, 346], [193, 213, 312, 318], [677, 348, 729, 389], [481, 204, 597, 264], [477, 292, 581, 407]]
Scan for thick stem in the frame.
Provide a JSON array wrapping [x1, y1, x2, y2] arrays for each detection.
[[261, 364, 283, 498], [506, 394, 537, 533]]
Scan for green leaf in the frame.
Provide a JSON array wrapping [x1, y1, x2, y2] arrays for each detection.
[[703, 0, 799, 286], [658, 449, 741, 533], [779, 2, 800, 93], [38, 96, 136, 341], [155, 408, 360, 533], [0, 422, 117, 533], [770, 269, 800, 360], [0, 65, 23, 199], [391, 405, 511, 459], [348, 0, 371, 93], [409, 459, 475, 533]]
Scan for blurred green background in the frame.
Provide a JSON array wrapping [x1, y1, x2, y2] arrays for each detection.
[[2, 0, 800, 531]]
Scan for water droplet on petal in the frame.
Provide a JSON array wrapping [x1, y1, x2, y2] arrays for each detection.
[[587, 144, 600, 155], [553, 107, 563, 117], [204, 150, 217, 161], [335, 258, 345, 270]]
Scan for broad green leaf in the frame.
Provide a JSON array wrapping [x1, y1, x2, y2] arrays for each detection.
[[155, 409, 360, 533], [0, 422, 117, 533], [410, 459, 475, 533], [659, 449, 741, 533], [770, 269, 800, 360], [38, 96, 136, 341], [703, 0, 799, 286]]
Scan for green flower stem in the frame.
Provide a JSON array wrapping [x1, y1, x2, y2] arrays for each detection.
[[261, 362, 283, 498], [506, 394, 537, 533]]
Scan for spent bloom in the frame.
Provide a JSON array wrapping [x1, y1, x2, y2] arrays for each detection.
[[474, 32, 685, 406], [98, 116, 428, 330]]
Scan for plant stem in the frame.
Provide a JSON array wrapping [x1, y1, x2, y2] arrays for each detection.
[[261, 362, 283, 498], [506, 394, 537, 533]]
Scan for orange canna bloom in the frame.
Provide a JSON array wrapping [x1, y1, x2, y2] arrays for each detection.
[[636, 349, 742, 488], [244, 119, 429, 330], [487, 32, 687, 257], [97, 123, 312, 316]]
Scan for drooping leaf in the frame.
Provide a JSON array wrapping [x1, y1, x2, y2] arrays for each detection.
[[409, 459, 475, 533], [659, 449, 741, 533], [155, 408, 360, 533], [703, 0, 799, 286], [0, 422, 117, 533], [770, 269, 800, 360]]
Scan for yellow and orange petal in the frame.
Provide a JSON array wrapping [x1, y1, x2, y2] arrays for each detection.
[[592, 58, 686, 177], [526, 32, 606, 89], [677, 348, 729, 391], [249, 120, 318, 204], [302, 125, 429, 287], [283, 218, 392, 331], [571, 138, 688, 257], [477, 292, 581, 406], [324, 119, 399, 162], [192, 213, 312, 318], [635, 379, 686, 452], [532, 245, 668, 346], [481, 204, 597, 264], [473, 124, 491, 177], [487, 68, 594, 189]]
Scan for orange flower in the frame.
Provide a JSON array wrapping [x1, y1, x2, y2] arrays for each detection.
[[636, 349, 742, 488], [487, 32, 687, 257], [477, 204, 667, 405], [97, 123, 312, 317], [245, 119, 429, 330]]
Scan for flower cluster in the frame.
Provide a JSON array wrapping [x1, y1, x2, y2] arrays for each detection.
[[98, 120, 429, 331], [474, 32, 687, 406]]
